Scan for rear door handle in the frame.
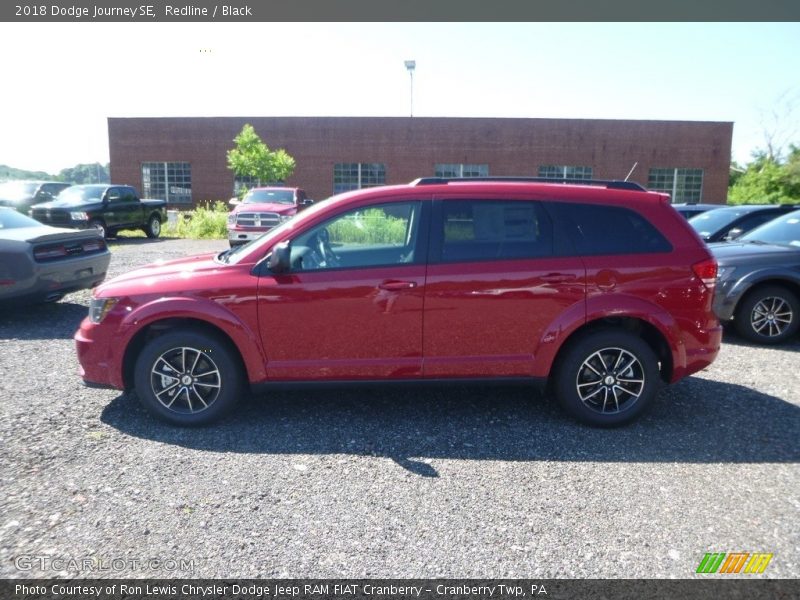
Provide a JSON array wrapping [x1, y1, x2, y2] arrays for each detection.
[[379, 280, 417, 291], [540, 273, 577, 283]]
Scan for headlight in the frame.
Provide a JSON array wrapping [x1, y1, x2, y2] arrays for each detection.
[[89, 297, 118, 323], [279, 214, 292, 223], [70, 211, 89, 221], [227, 213, 236, 225]]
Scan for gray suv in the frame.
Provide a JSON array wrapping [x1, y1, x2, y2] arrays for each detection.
[[711, 209, 800, 344]]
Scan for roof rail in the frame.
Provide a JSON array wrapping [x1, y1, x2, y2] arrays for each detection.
[[410, 176, 647, 192]]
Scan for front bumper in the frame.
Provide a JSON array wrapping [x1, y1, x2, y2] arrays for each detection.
[[227, 227, 273, 245], [75, 316, 125, 390]]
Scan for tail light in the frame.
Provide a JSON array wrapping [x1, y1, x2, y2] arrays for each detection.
[[692, 258, 718, 289], [34, 245, 68, 260]]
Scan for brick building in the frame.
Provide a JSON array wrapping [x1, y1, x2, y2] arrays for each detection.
[[107, 116, 733, 206]]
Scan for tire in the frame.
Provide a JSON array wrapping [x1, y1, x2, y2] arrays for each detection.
[[145, 214, 162, 239], [554, 329, 661, 427], [88, 219, 107, 239], [133, 329, 243, 426], [734, 285, 800, 344]]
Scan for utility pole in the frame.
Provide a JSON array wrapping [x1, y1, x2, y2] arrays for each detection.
[[404, 60, 416, 117]]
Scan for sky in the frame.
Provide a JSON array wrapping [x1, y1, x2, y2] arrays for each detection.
[[1, 22, 798, 174]]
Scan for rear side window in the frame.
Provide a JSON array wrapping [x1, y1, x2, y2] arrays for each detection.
[[439, 200, 553, 262], [547, 202, 672, 255]]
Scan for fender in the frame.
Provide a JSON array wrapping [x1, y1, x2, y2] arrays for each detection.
[[111, 295, 267, 386], [715, 268, 800, 321], [532, 293, 685, 379]]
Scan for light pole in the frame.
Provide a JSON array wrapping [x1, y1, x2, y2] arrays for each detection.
[[404, 60, 416, 117]]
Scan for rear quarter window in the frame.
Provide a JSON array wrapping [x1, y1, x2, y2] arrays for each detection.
[[547, 202, 672, 255]]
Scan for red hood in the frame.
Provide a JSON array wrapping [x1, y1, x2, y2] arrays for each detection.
[[232, 202, 297, 215], [94, 253, 230, 297]]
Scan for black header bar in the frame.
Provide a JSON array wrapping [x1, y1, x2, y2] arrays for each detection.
[[2, 0, 800, 22]]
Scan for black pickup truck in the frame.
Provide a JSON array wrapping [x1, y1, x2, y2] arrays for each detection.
[[30, 184, 167, 239]]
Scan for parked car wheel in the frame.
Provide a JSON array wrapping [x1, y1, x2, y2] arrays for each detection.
[[145, 214, 162, 239], [554, 330, 661, 427], [133, 329, 243, 426], [89, 219, 107, 239], [734, 285, 800, 344]]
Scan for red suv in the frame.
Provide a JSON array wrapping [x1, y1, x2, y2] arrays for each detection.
[[75, 178, 722, 427], [227, 186, 310, 246]]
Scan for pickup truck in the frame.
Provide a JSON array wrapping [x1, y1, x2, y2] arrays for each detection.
[[30, 184, 167, 239], [227, 186, 313, 246]]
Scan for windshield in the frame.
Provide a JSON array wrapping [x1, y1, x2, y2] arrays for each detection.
[[740, 210, 800, 247], [0, 208, 42, 229], [0, 181, 38, 200], [219, 196, 334, 264], [54, 185, 106, 205], [243, 189, 295, 205], [688, 207, 755, 237]]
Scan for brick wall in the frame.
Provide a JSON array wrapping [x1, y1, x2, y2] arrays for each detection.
[[108, 116, 733, 206]]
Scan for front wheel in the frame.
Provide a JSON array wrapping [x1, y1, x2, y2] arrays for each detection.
[[145, 214, 162, 238], [133, 330, 243, 426], [88, 219, 107, 239], [554, 330, 661, 427], [734, 285, 800, 344]]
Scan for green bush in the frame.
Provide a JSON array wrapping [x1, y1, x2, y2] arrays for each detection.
[[164, 201, 229, 239], [328, 209, 407, 245]]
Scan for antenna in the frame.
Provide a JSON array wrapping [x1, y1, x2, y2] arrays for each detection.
[[624, 162, 639, 182]]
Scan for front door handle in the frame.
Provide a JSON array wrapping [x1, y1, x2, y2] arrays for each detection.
[[379, 280, 417, 291]]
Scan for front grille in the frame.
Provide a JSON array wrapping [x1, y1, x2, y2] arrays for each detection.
[[32, 210, 68, 225], [235, 212, 280, 228]]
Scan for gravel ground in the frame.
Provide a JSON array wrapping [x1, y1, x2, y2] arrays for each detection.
[[0, 237, 798, 579]]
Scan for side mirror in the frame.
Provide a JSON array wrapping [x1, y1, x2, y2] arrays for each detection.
[[301, 199, 314, 207], [267, 241, 291, 273], [229, 197, 241, 207], [726, 227, 744, 241]]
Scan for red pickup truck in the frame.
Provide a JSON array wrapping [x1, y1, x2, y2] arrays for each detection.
[[227, 187, 311, 246]]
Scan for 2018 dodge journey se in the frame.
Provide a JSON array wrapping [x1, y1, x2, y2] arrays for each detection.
[[75, 177, 722, 427]]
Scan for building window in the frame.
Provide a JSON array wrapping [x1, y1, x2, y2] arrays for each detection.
[[648, 168, 704, 203], [434, 164, 489, 178], [333, 163, 386, 194], [233, 175, 261, 197], [538, 165, 593, 180], [141, 162, 192, 204]]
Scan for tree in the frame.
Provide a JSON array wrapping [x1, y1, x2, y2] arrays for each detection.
[[58, 162, 109, 184], [226, 125, 295, 191], [728, 147, 800, 205]]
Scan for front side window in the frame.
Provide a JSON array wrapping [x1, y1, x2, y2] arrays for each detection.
[[648, 168, 703, 203], [438, 200, 553, 262], [548, 202, 672, 255], [434, 164, 489, 178], [538, 165, 593, 180], [333, 163, 386, 194], [290, 201, 421, 271], [142, 162, 192, 204]]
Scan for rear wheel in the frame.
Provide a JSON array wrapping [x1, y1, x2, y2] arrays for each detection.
[[133, 330, 243, 426], [145, 214, 162, 238], [734, 285, 799, 344], [554, 330, 661, 427]]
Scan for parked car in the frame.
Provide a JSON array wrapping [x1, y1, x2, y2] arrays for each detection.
[[75, 177, 721, 427], [0, 180, 72, 214], [227, 186, 312, 246], [688, 204, 799, 242], [30, 184, 166, 239], [671, 203, 723, 220], [0, 207, 110, 304], [711, 209, 800, 344]]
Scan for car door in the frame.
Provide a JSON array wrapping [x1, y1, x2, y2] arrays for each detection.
[[422, 197, 586, 378], [257, 198, 429, 380]]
